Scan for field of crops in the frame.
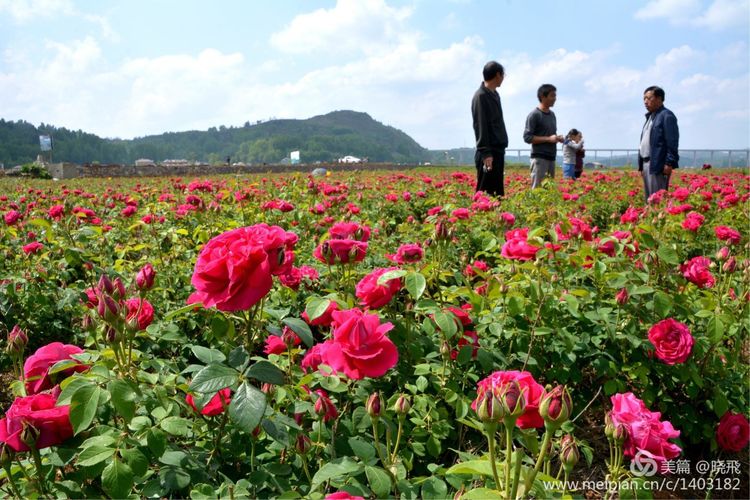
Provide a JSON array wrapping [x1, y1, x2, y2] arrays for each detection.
[[0, 166, 747, 498]]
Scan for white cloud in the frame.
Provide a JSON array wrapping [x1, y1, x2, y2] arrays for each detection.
[[634, 0, 749, 29], [0, 0, 73, 22], [270, 0, 414, 55]]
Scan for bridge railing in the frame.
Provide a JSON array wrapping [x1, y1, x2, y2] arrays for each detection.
[[502, 149, 750, 168]]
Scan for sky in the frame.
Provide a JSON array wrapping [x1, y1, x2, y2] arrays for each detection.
[[0, 0, 748, 151]]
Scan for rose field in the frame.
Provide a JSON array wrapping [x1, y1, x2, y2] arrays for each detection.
[[0, 166, 748, 499]]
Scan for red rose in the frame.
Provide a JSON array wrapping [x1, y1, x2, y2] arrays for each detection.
[[22, 241, 43, 254], [302, 301, 339, 327], [680, 256, 715, 288], [714, 225, 741, 245], [329, 222, 370, 241], [319, 308, 398, 380], [186, 388, 231, 417], [0, 393, 73, 451], [23, 343, 89, 394], [124, 298, 155, 331], [647, 318, 694, 365], [325, 492, 365, 500], [716, 411, 750, 452], [355, 267, 402, 309], [386, 243, 424, 264], [472, 370, 545, 429], [501, 237, 540, 261], [188, 224, 296, 312]]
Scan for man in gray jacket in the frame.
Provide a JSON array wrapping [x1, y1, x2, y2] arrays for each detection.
[[523, 84, 563, 189]]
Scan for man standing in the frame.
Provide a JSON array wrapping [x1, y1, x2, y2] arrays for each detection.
[[471, 61, 508, 197], [639, 86, 679, 201], [523, 84, 563, 189]]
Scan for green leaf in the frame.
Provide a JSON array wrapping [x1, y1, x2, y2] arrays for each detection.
[[707, 317, 724, 343], [164, 303, 200, 320], [121, 447, 148, 477], [69, 384, 101, 435], [421, 477, 448, 500], [191, 345, 226, 364], [227, 346, 251, 370], [160, 466, 191, 492], [229, 382, 267, 433], [108, 379, 137, 423], [147, 428, 167, 458], [76, 445, 115, 467], [445, 459, 495, 477], [656, 246, 679, 265], [160, 417, 192, 437], [310, 457, 363, 492], [434, 311, 457, 338], [365, 465, 392, 498], [305, 297, 331, 322], [245, 360, 285, 385], [189, 363, 239, 394], [281, 317, 314, 348], [405, 272, 426, 300], [377, 268, 407, 285], [713, 391, 729, 418], [462, 487, 505, 499], [348, 437, 376, 461], [101, 458, 134, 499], [653, 291, 672, 316], [48, 359, 81, 375], [57, 377, 95, 406]]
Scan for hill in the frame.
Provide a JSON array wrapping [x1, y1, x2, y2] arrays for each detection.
[[0, 111, 430, 166]]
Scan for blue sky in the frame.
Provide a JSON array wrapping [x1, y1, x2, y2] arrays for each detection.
[[0, 0, 748, 151]]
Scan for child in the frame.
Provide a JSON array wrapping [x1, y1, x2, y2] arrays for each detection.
[[574, 140, 585, 179], [562, 129, 584, 180]]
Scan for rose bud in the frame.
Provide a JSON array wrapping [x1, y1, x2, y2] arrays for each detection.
[[716, 246, 730, 261], [81, 314, 95, 332], [560, 435, 580, 473], [435, 222, 449, 241], [366, 392, 383, 420], [6, 325, 28, 356], [97, 274, 114, 295], [105, 326, 119, 344], [112, 277, 127, 301], [135, 263, 156, 291], [20, 423, 40, 449], [295, 434, 311, 454], [604, 411, 615, 439], [723, 257, 737, 273], [613, 423, 628, 444], [260, 383, 275, 396], [500, 380, 526, 418], [320, 242, 333, 262], [615, 288, 629, 305], [394, 394, 412, 416], [97, 294, 120, 322], [0, 443, 13, 468], [539, 385, 572, 428], [476, 390, 504, 424]]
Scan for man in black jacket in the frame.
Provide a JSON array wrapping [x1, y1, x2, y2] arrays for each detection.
[[471, 61, 508, 197]]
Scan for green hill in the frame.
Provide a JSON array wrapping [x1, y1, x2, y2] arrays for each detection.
[[0, 111, 430, 166]]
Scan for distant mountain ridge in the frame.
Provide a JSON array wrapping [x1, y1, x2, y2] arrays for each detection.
[[0, 111, 431, 166]]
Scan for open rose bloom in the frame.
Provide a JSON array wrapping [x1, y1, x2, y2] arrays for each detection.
[[610, 392, 681, 471], [188, 224, 297, 311], [0, 393, 74, 452], [647, 318, 694, 365]]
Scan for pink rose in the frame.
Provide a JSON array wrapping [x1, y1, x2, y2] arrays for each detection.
[[4, 210, 21, 226], [313, 239, 368, 265], [501, 237, 540, 262], [188, 224, 296, 311], [22, 241, 43, 254], [23, 343, 89, 394], [609, 392, 681, 471], [328, 222, 370, 241], [681, 211, 704, 232], [714, 225, 741, 245], [386, 243, 424, 264], [716, 411, 749, 452], [471, 370, 545, 429], [0, 393, 73, 451], [319, 308, 398, 380], [186, 388, 231, 416], [124, 298, 155, 331], [680, 256, 715, 288], [355, 267, 402, 309], [325, 492, 365, 500], [647, 318, 694, 365]]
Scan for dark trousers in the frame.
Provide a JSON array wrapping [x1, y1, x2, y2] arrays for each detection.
[[475, 149, 505, 197]]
